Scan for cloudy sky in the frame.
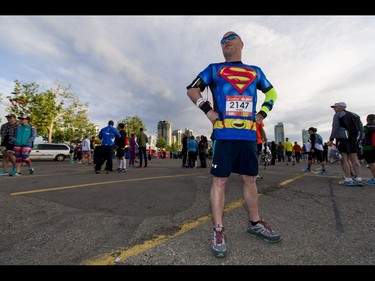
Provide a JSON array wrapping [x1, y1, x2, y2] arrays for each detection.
[[0, 15, 374, 143]]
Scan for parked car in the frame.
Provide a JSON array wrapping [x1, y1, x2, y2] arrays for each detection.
[[30, 143, 70, 161]]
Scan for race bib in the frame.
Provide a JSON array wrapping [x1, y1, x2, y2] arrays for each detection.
[[225, 96, 253, 117]]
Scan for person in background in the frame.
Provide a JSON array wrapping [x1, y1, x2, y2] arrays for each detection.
[[293, 141, 302, 163], [194, 135, 200, 167], [75, 142, 82, 163], [277, 141, 285, 162], [284, 137, 293, 164], [270, 141, 277, 165], [327, 102, 364, 186], [302, 127, 327, 175], [198, 135, 208, 168], [361, 114, 375, 185], [256, 121, 267, 179], [187, 135, 198, 168], [128, 133, 137, 167], [0, 113, 19, 176], [11, 116, 36, 176], [96, 120, 121, 174], [81, 135, 91, 165], [186, 31, 281, 258], [136, 127, 148, 168], [90, 136, 96, 163], [115, 123, 127, 172], [69, 142, 75, 163], [181, 133, 188, 168]]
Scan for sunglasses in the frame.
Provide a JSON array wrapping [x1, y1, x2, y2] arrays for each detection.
[[220, 34, 238, 45]]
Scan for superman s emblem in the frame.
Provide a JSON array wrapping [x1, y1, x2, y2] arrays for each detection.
[[218, 66, 257, 94]]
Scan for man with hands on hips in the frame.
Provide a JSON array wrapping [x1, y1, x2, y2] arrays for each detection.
[[187, 31, 281, 258]]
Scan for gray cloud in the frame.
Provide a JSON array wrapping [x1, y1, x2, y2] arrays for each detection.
[[1, 15, 374, 142]]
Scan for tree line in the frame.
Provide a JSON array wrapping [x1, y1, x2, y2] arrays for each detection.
[[0, 80, 147, 145]]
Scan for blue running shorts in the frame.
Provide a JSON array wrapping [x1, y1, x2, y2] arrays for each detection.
[[210, 140, 258, 177]]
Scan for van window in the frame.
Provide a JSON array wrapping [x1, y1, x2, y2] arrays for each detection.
[[37, 144, 68, 150]]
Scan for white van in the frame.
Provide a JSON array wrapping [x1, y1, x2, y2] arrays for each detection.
[[30, 143, 71, 161]]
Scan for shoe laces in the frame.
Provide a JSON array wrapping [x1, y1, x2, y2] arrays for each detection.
[[258, 219, 273, 233], [213, 228, 225, 245]]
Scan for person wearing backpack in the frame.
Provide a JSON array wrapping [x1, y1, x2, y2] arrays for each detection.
[[316, 133, 324, 146], [362, 114, 375, 185], [327, 102, 364, 186], [302, 127, 327, 174]]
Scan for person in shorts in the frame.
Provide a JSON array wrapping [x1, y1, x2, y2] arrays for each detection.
[[12, 116, 36, 176], [186, 31, 282, 258], [0, 113, 19, 176]]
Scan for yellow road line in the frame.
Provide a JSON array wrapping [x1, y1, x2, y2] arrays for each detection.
[[82, 172, 309, 265], [82, 198, 245, 265], [10, 172, 207, 196], [278, 173, 307, 186]]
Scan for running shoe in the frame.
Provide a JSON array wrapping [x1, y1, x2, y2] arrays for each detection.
[[247, 219, 282, 243], [316, 170, 328, 175], [354, 179, 364, 187], [338, 180, 356, 186], [302, 168, 311, 173], [0, 170, 9, 176], [211, 227, 227, 258], [351, 177, 364, 186], [29, 167, 35, 174], [365, 178, 375, 185]]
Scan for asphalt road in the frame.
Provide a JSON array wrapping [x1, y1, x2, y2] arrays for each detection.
[[0, 157, 374, 268]]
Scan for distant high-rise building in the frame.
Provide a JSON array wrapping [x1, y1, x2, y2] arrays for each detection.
[[274, 122, 284, 144], [184, 128, 193, 138], [172, 129, 184, 146], [148, 135, 157, 149], [157, 120, 172, 146]]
